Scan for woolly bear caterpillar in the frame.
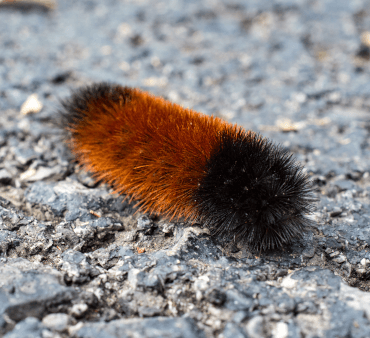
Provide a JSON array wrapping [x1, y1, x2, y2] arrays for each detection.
[[60, 82, 314, 251]]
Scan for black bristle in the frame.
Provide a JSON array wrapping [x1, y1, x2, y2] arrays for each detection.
[[59, 82, 132, 129], [195, 129, 314, 251]]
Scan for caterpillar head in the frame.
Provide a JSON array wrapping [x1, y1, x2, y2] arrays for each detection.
[[195, 131, 315, 251]]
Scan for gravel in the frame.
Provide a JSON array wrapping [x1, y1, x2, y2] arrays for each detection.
[[2, 0, 370, 337]]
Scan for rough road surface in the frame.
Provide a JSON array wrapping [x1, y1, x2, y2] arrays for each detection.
[[1, 0, 370, 337]]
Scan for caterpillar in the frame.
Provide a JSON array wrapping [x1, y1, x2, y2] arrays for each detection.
[[59, 82, 314, 251]]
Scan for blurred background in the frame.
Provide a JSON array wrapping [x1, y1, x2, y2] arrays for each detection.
[[1, 0, 370, 173]]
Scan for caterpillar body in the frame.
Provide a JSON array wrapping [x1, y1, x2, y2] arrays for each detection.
[[60, 83, 314, 251]]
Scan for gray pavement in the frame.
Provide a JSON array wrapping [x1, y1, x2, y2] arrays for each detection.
[[2, 0, 370, 337]]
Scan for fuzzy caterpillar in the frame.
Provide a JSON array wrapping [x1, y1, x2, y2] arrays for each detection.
[[60, 82, 314, 251]]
